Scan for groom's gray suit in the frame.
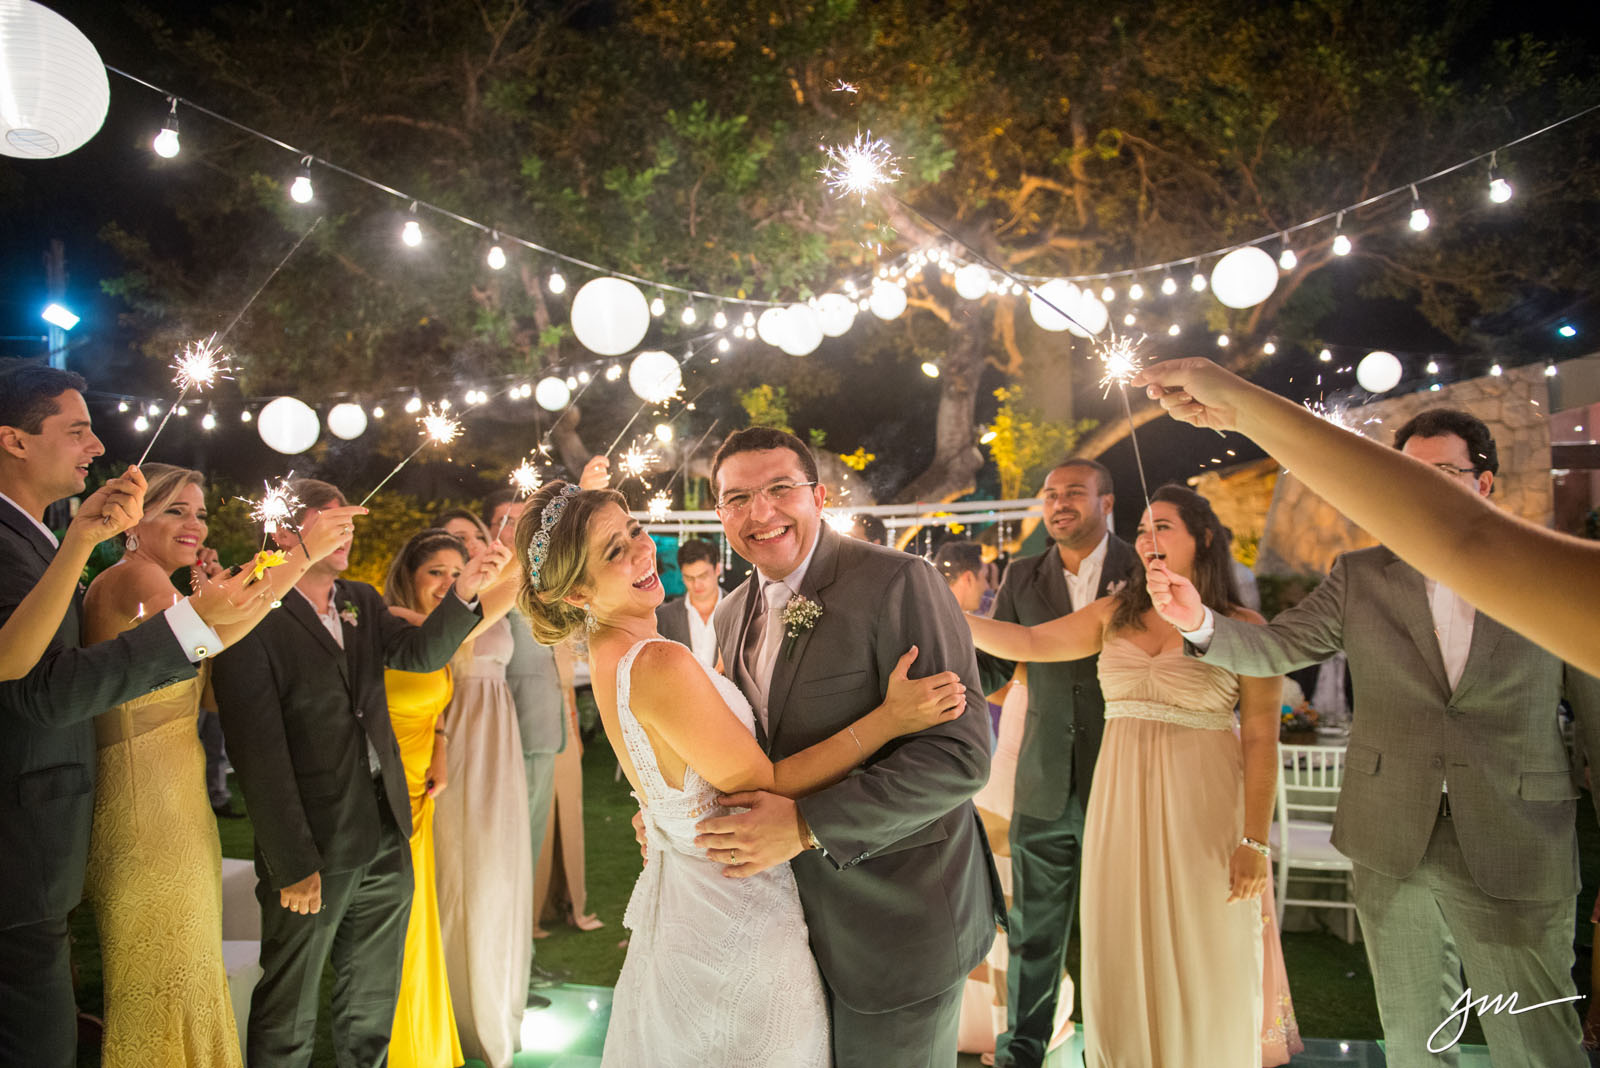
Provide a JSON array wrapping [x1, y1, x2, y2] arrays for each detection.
[[1191, 545, 1600, 1068], [715, 525, 1004, 1063]]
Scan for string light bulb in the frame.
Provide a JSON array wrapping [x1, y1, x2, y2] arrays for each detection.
[[1332, 212, 1352, 256], [152, 98, 180, 158], [1278, 235, 1298, 271], [1190, 272, 1207, 293], [117, 400, 129, 413], [1100, 285, 1115, 302], [1160, 275, 1178, 296], [713, 309, 728, 329], [920, 361, 940, 378], [486, 233, 507, 270], [289, 157, 314, 203], [1319, 348, 1333, 362], [401, 203, 422, 247], [1489, 363, 1503, 376], [1488, 151, 1513, 204], [134, 414, 150, 432], [1167, 323, 1181, 337], [201, 411, 217, 430], [404, 395, 423, 414], [1216, 334, 1230, 348], [240, 410, 253, 423], [681, 304, 697, 326], [1127, 282, 1145, 301], [650, 296, 666, 317], [1426, 359, 1440, 375], [1262, 340, 1277, 355], [547, 271, 567, 294], [1407, 186, 1431, 232]]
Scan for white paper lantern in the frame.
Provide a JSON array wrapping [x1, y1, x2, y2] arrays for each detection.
[[1357, 350, 1403, 393], [326, 402, 368, 440], [257, 396, 320, 455], [1028, 279, 1080, 333], [868, 279, 907, 320], [1073, 292, 1109, 336], [628, 350, 682, 403], [813, 293, 857, 337], [953, 264, 991, 301], [534, 376, 571, 411], [1209, 247, 1279, 309], [570, 277, 650, 356], [0, 1, 110, 158], [756, 307, 789, 347], [779, 304, 823, 356]]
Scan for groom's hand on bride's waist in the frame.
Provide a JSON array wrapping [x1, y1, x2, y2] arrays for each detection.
[[695, 791, 805, 878]]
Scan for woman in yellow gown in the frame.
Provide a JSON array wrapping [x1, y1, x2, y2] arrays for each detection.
[[383, 530, 472, 1068], [81, 464, 348, 1067]]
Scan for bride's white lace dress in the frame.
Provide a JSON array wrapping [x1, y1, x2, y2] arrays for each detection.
[[602, 638, 830, 1067]]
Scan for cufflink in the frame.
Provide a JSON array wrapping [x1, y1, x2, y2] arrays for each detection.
[[193, 645, 210, 659]]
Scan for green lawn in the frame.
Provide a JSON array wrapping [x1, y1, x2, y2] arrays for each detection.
[[69, 726, 1600, 1064]]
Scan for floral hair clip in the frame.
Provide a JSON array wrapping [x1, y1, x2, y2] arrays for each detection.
[[527, 483, 581, 591]]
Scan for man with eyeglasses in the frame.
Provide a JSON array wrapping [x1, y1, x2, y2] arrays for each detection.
[[1150, 407, 1600, 1068], [694, 426, 1003, 1066]]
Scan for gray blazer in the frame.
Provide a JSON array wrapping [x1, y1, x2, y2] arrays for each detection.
[[714, 525, 1004, 1013], [654, 596, 692, 649], [505, 609, 566, 756], [1196, 545, 1600, 902]]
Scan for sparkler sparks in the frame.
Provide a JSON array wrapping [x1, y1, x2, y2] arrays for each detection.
[[646, 491, 672, 523], [1303, 400, 1369, 435], [247, 476, 301, 532], [420, 406, 462, 446], [618, 439, 661, 481], [173, 336, 228, 392], [1097, 333, 1146, 396], [508, 459, 542, 498], [831, 79, 859, 94], [824, 510, 855, 535], [820, 132, 902, 202]]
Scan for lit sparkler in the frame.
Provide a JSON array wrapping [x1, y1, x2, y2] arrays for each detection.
[[831, 79, 860, 95], [820, 132, 902, 203], [824, 510, 855, 535], [1303, 400, 1372, 435], [359, 405, 465, 507], [136, 336, 232, 464], [646, 491, 672, 523], [1097, 333, 1146, 397], [509, 459, 542, 498], [618, 439, 661, 482]]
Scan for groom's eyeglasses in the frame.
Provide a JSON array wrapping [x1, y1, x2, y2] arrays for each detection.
[[1432, 462, 1477, 478], [716, 480, 818, 514]]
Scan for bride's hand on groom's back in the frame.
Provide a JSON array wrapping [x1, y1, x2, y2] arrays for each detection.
[[880, 645, 967, 734]]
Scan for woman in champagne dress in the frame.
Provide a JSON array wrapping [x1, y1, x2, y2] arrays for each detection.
[[968, 485, 1302, 1067], [383, 529, 472, 1068], [432, 511, 532, 1068], [81, 464, 343, 1067]]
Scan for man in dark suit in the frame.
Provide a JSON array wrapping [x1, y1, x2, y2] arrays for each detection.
[[700, 427, 1003, 1066], [0, 364, 252, 1067], [212, 478, 506, 1068], [654, 536, 722, 666], [979, 457, 1139, 1068]]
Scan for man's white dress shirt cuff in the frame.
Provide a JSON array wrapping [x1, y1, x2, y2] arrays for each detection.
[[1179, 606, 1216, 651], [164, 600, 224, 662], [455, 592, 481, 611]]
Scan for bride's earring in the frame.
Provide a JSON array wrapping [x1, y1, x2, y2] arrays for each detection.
[[584, 605, 599, 633], [124, 532, 140, 553]]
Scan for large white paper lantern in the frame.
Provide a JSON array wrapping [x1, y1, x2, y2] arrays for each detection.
[[628, 350, 682, 403], [868, 279, 907, 320], [756, 307, 788, 348], [326, 402, 368, 440], [953, 264, 991, 301], [1209, 247, 1279, 309], [534, 376, 571, 411], [0, 1, 110, 158], [1073, 291, 1109, 337], [779, 304, 823, 356], [1028, 279, 1080, 333], [257, 396, 320, 455], [813, 293, 857, 337], [570, 277, 649, 356], [1357, 350, 1403, 393]]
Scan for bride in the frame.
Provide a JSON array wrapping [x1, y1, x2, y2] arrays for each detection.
[[513, 480, 968, 1066]]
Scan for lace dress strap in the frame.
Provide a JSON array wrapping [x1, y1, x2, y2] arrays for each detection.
[[615, 638, 683, 804]]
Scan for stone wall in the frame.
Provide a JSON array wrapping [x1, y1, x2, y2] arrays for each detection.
[[1187, 458, 1281, 564], [1195, 364, 1552, 576]]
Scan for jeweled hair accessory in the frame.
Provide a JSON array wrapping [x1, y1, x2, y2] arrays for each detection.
[[527, 483, 581, 591]]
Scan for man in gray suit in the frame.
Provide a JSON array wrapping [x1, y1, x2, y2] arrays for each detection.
[[1153, 407, 1600, 1068], [696, 427, 1003, 1066], [654, 537, 722, 666], [978, 458, 1139, 1068]]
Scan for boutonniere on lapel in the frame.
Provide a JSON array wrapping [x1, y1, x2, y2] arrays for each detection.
[[779, 595, 823, 658], [338, 600, 360, 628]]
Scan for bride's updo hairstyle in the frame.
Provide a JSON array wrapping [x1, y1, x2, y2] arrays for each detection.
[[515, 479, 628, 645]]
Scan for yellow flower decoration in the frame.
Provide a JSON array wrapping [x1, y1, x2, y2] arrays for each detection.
[[250, 550, 288, 583]]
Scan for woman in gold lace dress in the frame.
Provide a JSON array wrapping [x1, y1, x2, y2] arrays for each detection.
[[82, 464, 359, 1067], [382, 529, 471, 1068]]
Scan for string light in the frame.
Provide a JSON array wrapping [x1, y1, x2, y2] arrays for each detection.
[[486, 234, 507, 270], [1489, 363, 1503, 376], [1488, 151, 1513, 203], [1408, 186, 1431, 232], [240, 410, 253, 423], [1190, 272, 1207, 293], [920, 361, 940, 378], [1168, 323, 1182, 337], [289, 156, 314, 203], [152, 98, 180, 158], [547, 271, 567, 294], [1262, 340, 1277, 355], [1216, 334, 1230, 347], [712, 309, 728, 329], [1426, 359, 1440, 374], [1127, 282, 1145, 301], [681, 304, 697, 326], [117, 401, 129, 413], [1100, 285, 1116, 302], [1278, 234, 1298, 271], [201, 411, 217, 430], [401, 203, 422, 247], [1319, 348, 1333, 362], [650, 296, 666, 317], [371, 406, 384, 418], [1160, 275, 1178, 296], [134, 415, 150, 432]]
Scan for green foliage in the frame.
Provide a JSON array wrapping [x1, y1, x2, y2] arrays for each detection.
[[737, 384, 792, 432], [985, 386, 1097, 500]]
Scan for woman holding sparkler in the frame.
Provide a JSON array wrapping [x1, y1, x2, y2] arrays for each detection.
[[80, 464, 363, 1068], [965, 485, 1300, 1068]]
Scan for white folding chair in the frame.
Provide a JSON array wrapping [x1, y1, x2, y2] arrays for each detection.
[[1271, 743, 1359, 943]]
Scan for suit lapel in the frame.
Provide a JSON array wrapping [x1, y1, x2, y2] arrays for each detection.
[[0, 496, 58, 569], [1031, 550, 1074, 615], [284, 587, 353, 689], [763, 528, 840, 744], [1448, 608, 1505, 704], [1384, 554, 1450, 695], [1098, 536, 1139, 597]]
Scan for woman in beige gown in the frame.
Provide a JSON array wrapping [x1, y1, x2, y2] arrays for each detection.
[[969, 485, 1301, 1068], [82, 464, 352, 1067]]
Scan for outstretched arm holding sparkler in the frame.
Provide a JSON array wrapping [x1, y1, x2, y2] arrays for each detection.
[[1134, 357, 1600, 676]]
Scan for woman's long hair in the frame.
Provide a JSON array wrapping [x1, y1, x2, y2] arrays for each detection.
[[1110, 484, 1242, 632], [383, 529, 468, 614]]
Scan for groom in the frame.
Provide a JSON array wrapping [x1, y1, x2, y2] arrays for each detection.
[[698, 427, 1003, 1065]]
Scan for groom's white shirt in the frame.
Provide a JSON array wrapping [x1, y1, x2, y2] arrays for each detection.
[[748, 528, 821, 729]]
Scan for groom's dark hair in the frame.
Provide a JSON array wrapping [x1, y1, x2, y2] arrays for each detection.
[[711, 426, 819, 489]]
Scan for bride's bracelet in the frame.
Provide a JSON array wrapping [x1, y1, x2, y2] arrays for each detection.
[[846, 725, 864, 760], [1239, 836, 1271, 858]]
